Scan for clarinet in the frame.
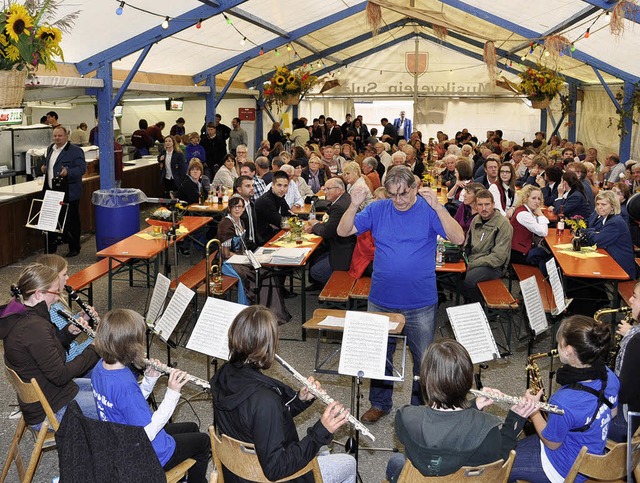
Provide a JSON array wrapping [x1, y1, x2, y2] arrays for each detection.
[[274, 354, 376, 441], [143, 359, 211, 392], [470, 389, 565, 415], [64, 285, 100, 328], [56, 309, 96, 338]]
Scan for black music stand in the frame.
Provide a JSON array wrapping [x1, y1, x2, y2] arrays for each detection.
[[26, 197, 68, 254]]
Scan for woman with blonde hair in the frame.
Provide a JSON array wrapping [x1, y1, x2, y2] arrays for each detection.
[[342, 161, 373, 210], [0, 263, 98, 429], [509, 185, 551, 270], [36, 253, 97, 363], [584, 190, 636, 278]]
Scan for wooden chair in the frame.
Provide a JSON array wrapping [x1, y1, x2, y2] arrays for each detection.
[[166, 458, 196, 483], [209, 426, 323, 482], [395, 450, 515, 483], [564, 429, 640, 482], [1, 366, 60, 483]]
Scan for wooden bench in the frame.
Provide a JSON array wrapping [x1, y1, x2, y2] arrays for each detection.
[[67, 257, 126, 305], [318, 271, 356, 308], [170, 259, 208, 291], [478, 278, 519, 355], [618, 279, 636, 306], [511, 264, 557, 314], [349, 276, 371, 309]]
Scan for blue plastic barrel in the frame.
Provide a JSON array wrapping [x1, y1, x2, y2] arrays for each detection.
[[92, 188, 144, 251]]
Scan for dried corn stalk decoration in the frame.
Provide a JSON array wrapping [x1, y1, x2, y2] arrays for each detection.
[[610, 0, 638, 38], [433, 24, 448, 42], [366, 1, 383, 36], [483, 41, 497, 85], [544, 35, 571, 58]]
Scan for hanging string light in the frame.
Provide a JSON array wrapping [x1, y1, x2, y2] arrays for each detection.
[[161, 16, 169, 29], [259, 47, 264, 55], [240, 37, 246, 46], [196, 18, 202, 29], [584, 28, 590, 39], [116, 2, 125, 15], [275, 48, 280, 56]]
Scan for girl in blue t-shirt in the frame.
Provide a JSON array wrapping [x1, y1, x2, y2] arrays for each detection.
[[91, 309, 210, 482], [509, 315, 619, 483]]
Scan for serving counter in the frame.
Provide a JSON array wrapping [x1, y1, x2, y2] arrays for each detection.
[[0, 158, 162, 268]]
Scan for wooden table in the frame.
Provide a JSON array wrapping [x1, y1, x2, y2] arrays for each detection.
[[188, 201, 311, 217], [545, 228, 629, 310], [436, 259, 467, 304], [302, 308, 405, 375], [261, 230, 324, 339], [97, 216, 212, 309]]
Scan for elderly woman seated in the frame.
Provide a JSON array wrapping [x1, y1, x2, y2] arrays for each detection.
[[343, 161, 373, 211], [361, 157, 381, 190], [585, 190, 636, 279]]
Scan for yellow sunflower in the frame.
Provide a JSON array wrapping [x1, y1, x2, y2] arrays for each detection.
[[5, 6, 34, 42], [5, 44, 20, 61], [36, 25, 62, 44], [287, 74, 296, 84], [0, 34, 7, 47], [274, 74, 286, 86]]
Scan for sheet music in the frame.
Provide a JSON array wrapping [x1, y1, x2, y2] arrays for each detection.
[[520, 276, 549, 335], [146, 273, 171, 325], [153, 283, 194, 342], [186, 297, 245, 360], [546, 258, 567, 314], [338, 311, 389, 379], [446, 303, 500, 364], [36, 190, 65, 232], [317, 316, 399, 331]]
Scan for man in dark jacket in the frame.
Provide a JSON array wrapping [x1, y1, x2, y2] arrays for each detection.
[[304, 178, 356, 287], [41, 126, 86, 257], [255, 171, 291, 244]]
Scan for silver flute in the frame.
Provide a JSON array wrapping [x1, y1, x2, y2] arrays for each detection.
[[470, 389, 565, 415], [56, 309, 96, 338], [143, 359, 211, 392], [274, 354, 376, 441]]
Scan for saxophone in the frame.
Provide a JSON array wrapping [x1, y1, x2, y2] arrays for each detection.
[[526, 350, 559, 401], [594, 306, 634, 370]]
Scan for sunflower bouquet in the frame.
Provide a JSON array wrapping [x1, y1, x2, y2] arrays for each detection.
[[264, 65, 318, 109], [516, 64, 564, 101], [0, 0, 77, 72]]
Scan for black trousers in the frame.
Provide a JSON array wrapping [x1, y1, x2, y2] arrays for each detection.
[[163, 422, 211, 483], [47, 198, 81, 254]]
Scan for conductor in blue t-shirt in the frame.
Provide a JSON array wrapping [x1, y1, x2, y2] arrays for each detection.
[[337, 165, 465, 423]]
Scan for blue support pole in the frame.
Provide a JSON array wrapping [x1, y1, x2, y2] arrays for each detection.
[[205, 74, 216, 124], [95, 64, 115, 189], [256, 87, 265, 148], [540, 109, 548, 136], [214, 62, 244, 109], [568, 83, 578, 142], [111, 45, 152, 110], [620, 81, 635, 161], [592, 67, 622, 110]]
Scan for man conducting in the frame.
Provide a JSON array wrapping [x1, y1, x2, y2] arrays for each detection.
[[337, 165, 464, 422]]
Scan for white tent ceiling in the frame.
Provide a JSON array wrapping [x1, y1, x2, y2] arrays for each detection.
[[52, 0, 637, 89]]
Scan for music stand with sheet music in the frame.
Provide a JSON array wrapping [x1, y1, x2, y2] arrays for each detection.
[[446, 303, 502, 388], [26, 195, 68, 254]]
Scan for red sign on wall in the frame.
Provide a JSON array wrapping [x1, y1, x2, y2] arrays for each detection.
[[238, 108, 256, 121]]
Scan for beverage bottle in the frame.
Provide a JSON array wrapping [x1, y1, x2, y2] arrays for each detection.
[[309, 201, 316, 222], [557, 215, 565, 235], [436, 239, 446, 267]]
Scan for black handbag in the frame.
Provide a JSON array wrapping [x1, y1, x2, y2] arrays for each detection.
[[444, 243, 463, 263]]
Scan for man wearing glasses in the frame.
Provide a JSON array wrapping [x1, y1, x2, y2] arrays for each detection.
[[337, 165, 464, 423]]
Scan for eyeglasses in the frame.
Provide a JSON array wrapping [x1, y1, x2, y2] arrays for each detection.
[[388, 189, 412, 199], [499, 170, 511, 174], [324, 186, 339, 191]]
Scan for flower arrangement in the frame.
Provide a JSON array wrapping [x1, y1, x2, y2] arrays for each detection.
[[264, 65, 318, 109], [147, 204, 186, 227], [565, 215, 586, 232], [516, 64, 564, 101], [422, 172, 435, 186], [0, 0, 77, 72]]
